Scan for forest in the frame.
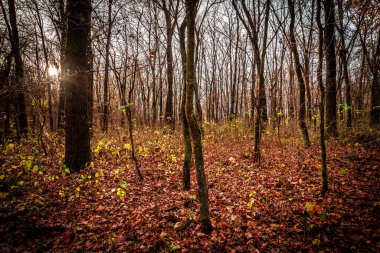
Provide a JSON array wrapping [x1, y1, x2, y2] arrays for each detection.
[[0, 0, 379, 252]]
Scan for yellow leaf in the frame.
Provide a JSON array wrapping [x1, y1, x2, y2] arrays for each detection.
[[76, 187, 81, 192], [247, 199, 255, 208], [312, 238, 320, 246], [7, 143, 14, 150], [0, 192, 9, 199]]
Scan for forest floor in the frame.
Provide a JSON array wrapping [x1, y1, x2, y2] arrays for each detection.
[[0, 122, 379, 252]]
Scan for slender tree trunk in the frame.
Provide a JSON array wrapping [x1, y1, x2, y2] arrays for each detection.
[[367, 28, 380, 127], [0, 53, 12, 139], [128, 58, 143, 180], [102, 0, 113, 133], [64, 0, 92, 171], [185, 0, 212, 233], [179, 17, 191, 191], [57, 0, 67, 130], [324, 0, 338, 137], [317, 0, 328, 194], [337, 0, 352, 128], [8, 0, 28, 136], [253, 0, 271, 163], [288, 0, 310, 146], [34, 0, 54, 131]]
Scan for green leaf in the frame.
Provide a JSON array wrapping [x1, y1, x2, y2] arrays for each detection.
[[26, 160, 33, 170], [305, 202, 314, 212], [61, 165, 70, 177], [338, 169, 346, 175], [169, 242, 181, 252], [120, 181, 128, 189], [32, 165, 39, 172]]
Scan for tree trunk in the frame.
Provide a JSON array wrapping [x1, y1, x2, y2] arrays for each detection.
[[57, 0, 67, 130], [162, 0, 175, 128], [0, 53, 12, 139], [102, 0, 113, 133], [317, 0, 328, 194], [179, 17, 192, 191], [185, 0, 212, 233], [34, 0, 54, 131], [368, 28, 380, 127], [288, 0, 310, 146], [324, 0, 338, 137], [337, 0, 352, 128], [8, 0, 28, 136], [64, 0, 92, 171]]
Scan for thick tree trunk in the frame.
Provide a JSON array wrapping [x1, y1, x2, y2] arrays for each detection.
[[64, 0, 92, 171]]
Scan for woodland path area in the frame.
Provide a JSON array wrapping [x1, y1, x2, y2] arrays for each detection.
[[0, 126, 379, 252]]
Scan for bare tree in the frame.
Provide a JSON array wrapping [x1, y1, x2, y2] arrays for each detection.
[[324, 0, 338, 137], [288, 0, 310, 146]]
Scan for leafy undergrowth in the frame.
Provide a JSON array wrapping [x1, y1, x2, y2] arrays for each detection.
[[0, 125, 379, 252]]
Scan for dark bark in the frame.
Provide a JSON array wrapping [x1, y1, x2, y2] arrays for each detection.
[[128, 58, 143, 180], [288, 0, 310, 146], [324, 0, 338, 137], [57, 0, 67, 130], [102, 0, 113, 133], [8, 0, 28, 136], [33, 0, 54, 131], [185, 0, 212, 233], [337, 0, 352, 128], [160, 0, 177, 128], [232, 0, 271, 163], [179, 17, 192, 191], [317, 0, 328, 194], [64, 0, 92, 171], [0, 53, 12, 139]]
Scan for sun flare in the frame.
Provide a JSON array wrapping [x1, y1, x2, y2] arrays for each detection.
[[48, 65, 58, 77]]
